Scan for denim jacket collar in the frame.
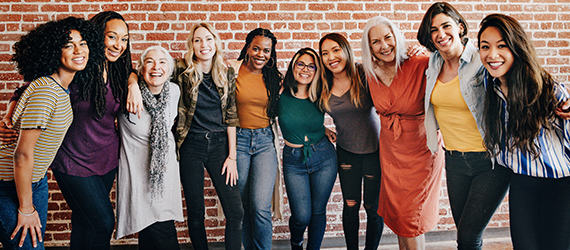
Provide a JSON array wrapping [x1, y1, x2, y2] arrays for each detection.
[[424, 39, 486, 153]]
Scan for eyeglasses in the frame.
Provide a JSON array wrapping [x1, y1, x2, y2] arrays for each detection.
[[295, 62, 317, 72]]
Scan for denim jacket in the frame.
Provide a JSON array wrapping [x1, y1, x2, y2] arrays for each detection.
[[424, 40, 486, 153]]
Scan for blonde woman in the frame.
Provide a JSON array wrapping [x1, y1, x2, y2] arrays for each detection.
[[173, 23, 243, 250]]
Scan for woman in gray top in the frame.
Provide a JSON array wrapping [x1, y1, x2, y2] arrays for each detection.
[[318, 33, 383, 250], [116, 45, 183, 250]]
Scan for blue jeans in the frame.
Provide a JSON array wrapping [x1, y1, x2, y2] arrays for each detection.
[[337, 146, 383, 250], [445, 151, 511, 250], [283, 137, 337, 250], [0, 175, 48, 250], [52, 169, 116, 250], [236, 126, 278, 250], [179, 131, 243, 250], [509, 173, 570, 250]]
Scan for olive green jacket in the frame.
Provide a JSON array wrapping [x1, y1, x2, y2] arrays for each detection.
[[172, 58, 239, 158]]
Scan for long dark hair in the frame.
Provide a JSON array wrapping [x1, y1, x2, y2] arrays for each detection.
[[479, 14, 558, 158], [12, 17, 105, 98], [237, 28, 282, 120], [318, 33, 363, 111], [85, 11, 131, 119]]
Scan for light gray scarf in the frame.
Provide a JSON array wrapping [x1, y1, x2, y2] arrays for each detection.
[[139, 79, 170, 200]]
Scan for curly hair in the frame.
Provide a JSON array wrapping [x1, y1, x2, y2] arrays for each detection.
[[479, 14, 558, 158], [12, 16, 105, 96], [237, 28, 283, 120], [85, 11, 131, 119]]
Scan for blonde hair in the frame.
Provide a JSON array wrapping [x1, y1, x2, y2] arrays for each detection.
[[184, 22, 229, 103]]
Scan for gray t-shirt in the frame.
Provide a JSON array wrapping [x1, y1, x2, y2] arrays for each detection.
[[328, 86, 380, 154]]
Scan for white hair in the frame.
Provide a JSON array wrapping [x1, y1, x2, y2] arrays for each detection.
[[136, 45, 175, 79], [361, 16, 408, 82]]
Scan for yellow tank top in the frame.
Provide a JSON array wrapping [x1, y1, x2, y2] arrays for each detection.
[[431, 76, 485, 152], [236, 67, 270, 129]]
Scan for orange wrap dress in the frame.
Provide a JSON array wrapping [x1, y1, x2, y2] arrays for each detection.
[[368, 55, 445, 237]]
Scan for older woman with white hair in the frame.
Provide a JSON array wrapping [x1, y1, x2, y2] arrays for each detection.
[[115, 45, 183, 250], [361, 16, 444, 250]]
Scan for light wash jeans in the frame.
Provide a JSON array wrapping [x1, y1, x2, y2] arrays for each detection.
[[237, 126, 279, 250], [283, 137, 337, 250]]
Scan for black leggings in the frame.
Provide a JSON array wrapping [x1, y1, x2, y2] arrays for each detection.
[[138, 220, 180, 250], [509, 173, 570, 250], [337, 146, 383, 250]]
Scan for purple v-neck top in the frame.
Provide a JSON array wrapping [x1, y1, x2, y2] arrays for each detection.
[[49, 82, 120, 177]]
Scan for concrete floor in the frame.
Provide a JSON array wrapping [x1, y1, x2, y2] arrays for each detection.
[[323, 237, 512, 250], [41, 227, 514, 250], [323, 227, 513, 250]]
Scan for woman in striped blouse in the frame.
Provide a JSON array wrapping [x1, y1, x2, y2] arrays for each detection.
[[478, 14, 570, 250]]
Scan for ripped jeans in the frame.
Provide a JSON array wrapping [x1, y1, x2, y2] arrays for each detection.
[[337, 146, 383, 250]]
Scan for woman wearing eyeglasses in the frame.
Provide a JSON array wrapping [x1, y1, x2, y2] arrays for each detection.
[[278, 48, 338, 250]]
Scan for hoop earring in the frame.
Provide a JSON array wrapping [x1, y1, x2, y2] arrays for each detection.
[[265, 57, 275, 68]]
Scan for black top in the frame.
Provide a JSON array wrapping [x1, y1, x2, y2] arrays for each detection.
[[189, 73, 226, 133]]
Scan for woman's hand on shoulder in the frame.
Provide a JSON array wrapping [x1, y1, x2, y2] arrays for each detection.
[[407, 44, 429, 57], [555, 84, 570, 120], [127, 72, 143, 118]]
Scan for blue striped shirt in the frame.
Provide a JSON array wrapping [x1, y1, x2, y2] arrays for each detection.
[[487, 74, 570, 178]]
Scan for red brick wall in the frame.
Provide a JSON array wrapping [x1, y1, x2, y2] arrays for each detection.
[[1, 0, 568, 246]]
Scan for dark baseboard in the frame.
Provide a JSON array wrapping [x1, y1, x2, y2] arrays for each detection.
[[41, 227, 510, 250]]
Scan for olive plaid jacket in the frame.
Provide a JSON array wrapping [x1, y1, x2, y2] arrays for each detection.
[[172, 58, 239, 158]]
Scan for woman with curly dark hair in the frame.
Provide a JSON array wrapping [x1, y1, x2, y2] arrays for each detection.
[[228, 28, 283, 250], [47, 11, 132, 250], [0, 16, 103, 250], [478, 13, 570, 250], [1, 11, 135, 250]]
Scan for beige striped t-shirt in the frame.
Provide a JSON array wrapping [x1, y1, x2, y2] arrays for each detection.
[[0, 76, 73, 182]]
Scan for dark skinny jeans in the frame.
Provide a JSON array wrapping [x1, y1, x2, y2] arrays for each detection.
[[445, 150, 511, 250], [337, 146, 383, 250], [179, 131, 244, 250], [509, 173, 570, 250]]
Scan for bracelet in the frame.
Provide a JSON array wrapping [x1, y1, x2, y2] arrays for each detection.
[[227, 156, 236, 161], [18, 205, 36, 216]]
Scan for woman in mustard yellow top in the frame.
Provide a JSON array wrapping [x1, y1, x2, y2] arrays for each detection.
[[417, 3, 511, 250], [229, 28, 283, 250]]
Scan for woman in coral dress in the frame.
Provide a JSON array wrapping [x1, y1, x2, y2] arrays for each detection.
[[362, 16, 445, 250]]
